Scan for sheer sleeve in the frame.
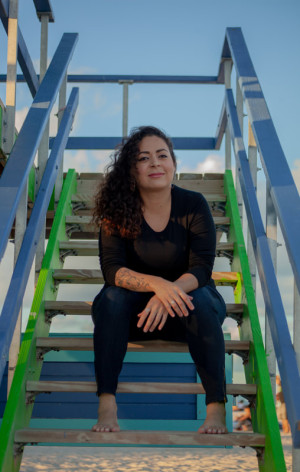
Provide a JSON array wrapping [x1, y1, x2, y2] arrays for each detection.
[[186, 193, 216, 287], [99, 227, 127, 286]]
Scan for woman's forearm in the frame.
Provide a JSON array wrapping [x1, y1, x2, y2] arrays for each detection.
[[115, 267, 198, 294], [174, 273, 199, 293], [115, 267, 159, 292]]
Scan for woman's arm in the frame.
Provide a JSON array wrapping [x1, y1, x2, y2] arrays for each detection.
[[115, 267, 194, 318]]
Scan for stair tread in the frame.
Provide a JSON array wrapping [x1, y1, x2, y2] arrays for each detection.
[[36, 337, 250, 353], [45, 300, 243, 315], [72, 192, 227, 204], [27, 380, 256, 395], [15, 428, 265, 447], [59, 241, 234, 258], [66, 215, 230, 224], [51, 269, 240, 286], [74, 177, 225, 197]]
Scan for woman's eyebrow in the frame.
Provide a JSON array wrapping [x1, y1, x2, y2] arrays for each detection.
[[138, 148, 168, 155]]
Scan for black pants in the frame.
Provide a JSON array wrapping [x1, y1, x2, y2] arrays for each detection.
[[92, 282, 227, 405]]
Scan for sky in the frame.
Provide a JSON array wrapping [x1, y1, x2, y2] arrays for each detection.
[[0, 0, 300, 368]]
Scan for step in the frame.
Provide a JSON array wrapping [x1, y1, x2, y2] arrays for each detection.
[[26, 380, 256, 396], [71, 192, 227, 204], [52, 269, 240, 287], [44, 300, 244, 325], [35, 337, 250, 357], [74, 176, 225, 196], [14, 428, 265, 447], [59, 240, 234, 258], [65, 215, 231, 234]]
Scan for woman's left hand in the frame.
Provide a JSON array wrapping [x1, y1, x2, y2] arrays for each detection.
[[137, 295, 169, 332]]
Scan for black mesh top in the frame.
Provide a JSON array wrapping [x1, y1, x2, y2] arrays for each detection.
[[99, 185, 216, 288]]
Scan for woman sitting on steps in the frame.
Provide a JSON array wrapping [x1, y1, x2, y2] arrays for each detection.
[[91, 125, 228, 434]]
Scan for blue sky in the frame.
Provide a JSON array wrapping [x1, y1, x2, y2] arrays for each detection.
[[0, 0, 299, 350], [1, 0, 299, 173]]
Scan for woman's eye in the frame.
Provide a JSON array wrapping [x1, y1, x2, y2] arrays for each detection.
[[137, 156, 148, 162], [159, 154, 168, 159]]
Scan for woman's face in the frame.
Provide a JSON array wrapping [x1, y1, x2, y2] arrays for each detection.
[[133, 135, 176, 193]]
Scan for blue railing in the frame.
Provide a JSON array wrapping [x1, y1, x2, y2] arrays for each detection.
[[224, 27, 300, 447], [0, 32, 78, 384], [0, 32, 78, 262]]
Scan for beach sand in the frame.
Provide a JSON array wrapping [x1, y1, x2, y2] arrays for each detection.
[[20, 434, 292, 472]]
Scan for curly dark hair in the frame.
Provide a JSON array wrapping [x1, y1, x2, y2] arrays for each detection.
[[93, 125, 176, 239]]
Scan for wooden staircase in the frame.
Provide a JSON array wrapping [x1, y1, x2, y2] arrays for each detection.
[[0, 170, 286, 471]]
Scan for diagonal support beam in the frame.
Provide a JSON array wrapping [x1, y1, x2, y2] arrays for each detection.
[[0, 0, 39, 96], [0, 32, 78, 262]]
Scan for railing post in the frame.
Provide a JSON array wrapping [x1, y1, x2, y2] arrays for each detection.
[[224, 61, 232, 170], [55, 74, 67, 207], [120, 80, 132, 138], [2, 0, 18, 155], [35, 13, 50, 284], [266, 181, 277, 398], [235, 77, 243, 223], [247, 123, 257, 294], [292, 282, 300, 471], [4, 0, 24, 396]]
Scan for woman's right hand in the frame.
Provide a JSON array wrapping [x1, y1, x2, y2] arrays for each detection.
[[150, 277, 194, 318]]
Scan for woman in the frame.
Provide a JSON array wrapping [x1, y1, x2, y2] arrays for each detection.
[[92, 126, 227, 434]]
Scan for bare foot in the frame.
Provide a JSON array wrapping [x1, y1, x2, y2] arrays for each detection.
[[92, 393, 120, 432], [198, 402, 228, 434]]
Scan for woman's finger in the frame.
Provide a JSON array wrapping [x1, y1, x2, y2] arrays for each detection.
[[137, 307, 150, 328], [158, 312, 168, 331]]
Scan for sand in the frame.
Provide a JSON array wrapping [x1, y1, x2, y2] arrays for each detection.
[[20, 434, 292, 472]]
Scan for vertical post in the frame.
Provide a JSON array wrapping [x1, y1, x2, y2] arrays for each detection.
[[120, 80, 133, 138], [247, 122, 257, 293], [5, 0, 24, 396], [55, 74, 67, 206], [3, 0, 18, 154], [292, 281, 300, 471], [265, 181, 277, 398], [35, 14, 50, 284], [224, 61, 232, 170], [235, 77, 244, 223], [122, 82, 129, 138]]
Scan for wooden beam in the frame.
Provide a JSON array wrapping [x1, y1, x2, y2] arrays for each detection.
[[14, 428, 265, 447]]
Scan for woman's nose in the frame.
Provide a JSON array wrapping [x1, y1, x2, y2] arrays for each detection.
[[150, 155, 160, 166]]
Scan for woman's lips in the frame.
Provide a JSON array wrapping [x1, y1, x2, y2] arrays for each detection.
[[148, 173, 165, 178]]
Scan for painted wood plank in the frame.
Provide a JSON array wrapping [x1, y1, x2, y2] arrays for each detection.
[[71, 193, 226, 206], [36, 337, 250, 353], [14, 428, 265, 447], [51, 270, 240, 286], [44, 301, 242, 316], [74, 179, 224, 196], [27, 380, 256, 396], [58, 240, 234, 257]]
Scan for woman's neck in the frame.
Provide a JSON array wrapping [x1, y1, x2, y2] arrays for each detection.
[[140, 187, 172, 213]]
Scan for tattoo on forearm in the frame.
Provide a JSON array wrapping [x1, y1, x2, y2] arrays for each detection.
[[116, 268, 152, 291]]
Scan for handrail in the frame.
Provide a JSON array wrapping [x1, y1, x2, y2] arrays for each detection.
[[0, 32, 78, 262], [225, 88, 300, 447], [224, 27, 300, 295], [0, 87, 79, 385]]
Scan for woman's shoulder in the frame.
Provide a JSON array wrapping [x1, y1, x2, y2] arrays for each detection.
[[172, 184, 207, 206]]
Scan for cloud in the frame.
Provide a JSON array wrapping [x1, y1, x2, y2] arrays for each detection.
[[178, 153, 225, 174], [63, 150, 90, 172]]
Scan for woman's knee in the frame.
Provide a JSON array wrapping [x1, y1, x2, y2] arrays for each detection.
[[189, 285, 226, 325], [92, 285, 146, 324]]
